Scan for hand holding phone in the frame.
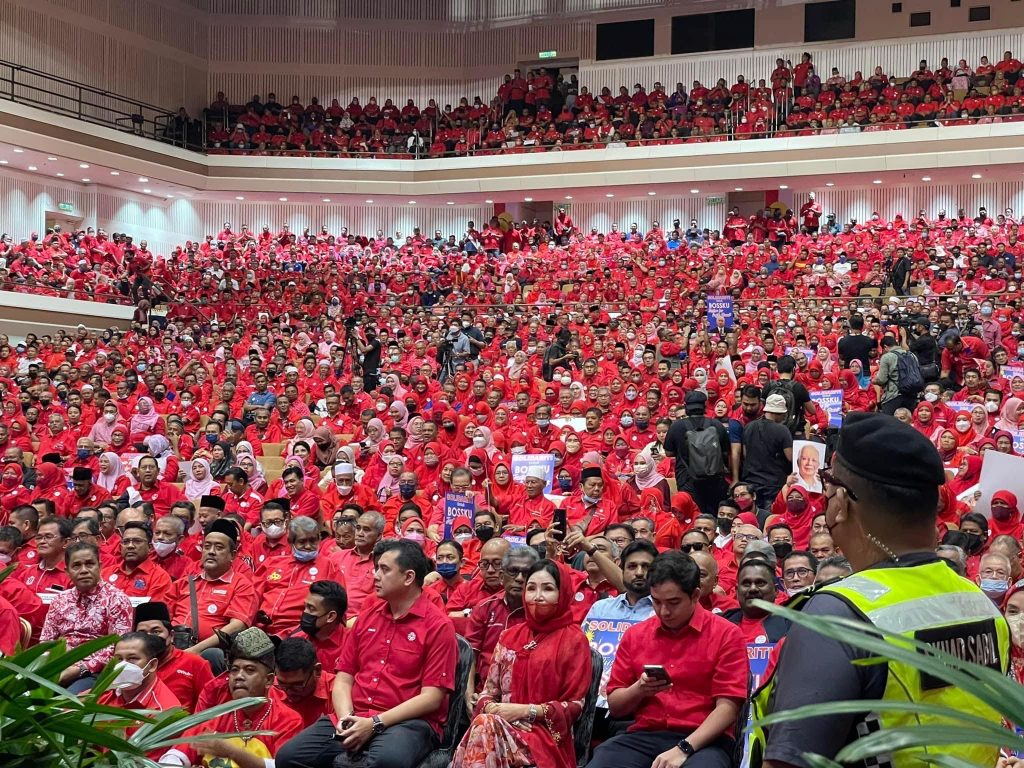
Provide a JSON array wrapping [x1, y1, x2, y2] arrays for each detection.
[[552, 509, 567, 542], [640, 665, 673, 695]]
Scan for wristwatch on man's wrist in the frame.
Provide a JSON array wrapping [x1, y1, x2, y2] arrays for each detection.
[[371, 715, 386, 735], [677, 739, 695, 756]]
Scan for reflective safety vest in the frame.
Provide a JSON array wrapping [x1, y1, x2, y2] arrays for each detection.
[[748, 560, 1009, 768]]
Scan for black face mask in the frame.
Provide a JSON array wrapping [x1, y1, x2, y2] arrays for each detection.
[[475, 525, 495, 543], [716, 516, 734, 535], [299, 611, 323, 637], [962, 532, 984, 555], [772, 541, 794, 560]]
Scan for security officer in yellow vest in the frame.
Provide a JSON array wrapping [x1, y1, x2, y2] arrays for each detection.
[[758, 411, 1009, 768]]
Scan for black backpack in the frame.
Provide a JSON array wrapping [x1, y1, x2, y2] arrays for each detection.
[[763, 379, 801, 435], [685, 417, 725, 479], [895, 349, 925, 395]]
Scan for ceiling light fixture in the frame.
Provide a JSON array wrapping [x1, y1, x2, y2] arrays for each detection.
[[12, 148, 23, 153], [922, 176, 931, 181], [56, 172, 64, 177], [278, 197, 288, 201], [408, 200, 416, 204], [139, 177, 148, 182], [972, 173, 982, 179], [690, 189, 699, 193], [606, 193, 614, 197], [524, 197, 533, 202], [27, 166, 37, 171], [235, 196, 244, 200], [648, 191, 656, 195], [82, 178, 90, 182], [110, 171, 119, 176], [47, 156, 57, 161], [779, 185, 788, 189], [143, 188, 151, 194], [825, 182, 835, 187], [446, 201, 455, 205], [79, 163, 89, 168], [322, 198, 331, 202]]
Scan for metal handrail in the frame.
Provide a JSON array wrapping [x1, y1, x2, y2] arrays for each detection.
[[0, 59, 205, 151]]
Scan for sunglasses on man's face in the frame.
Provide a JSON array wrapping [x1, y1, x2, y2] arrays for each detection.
[[681, 542, 705, 553]]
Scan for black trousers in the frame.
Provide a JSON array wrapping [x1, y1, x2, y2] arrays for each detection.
[[276, 715, 437, 768], [586, 730, 734, 768], [879, 394, 917, 415]]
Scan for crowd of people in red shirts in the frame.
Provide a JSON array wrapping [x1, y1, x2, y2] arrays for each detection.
[[201, 50, 1024, 158], [2, 190, 1024, 766]]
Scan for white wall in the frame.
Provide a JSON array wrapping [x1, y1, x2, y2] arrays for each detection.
[[0, 168, 490, 255], [793, 181, 1024, 225]]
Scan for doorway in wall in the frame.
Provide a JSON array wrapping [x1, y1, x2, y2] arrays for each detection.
[[44, 212, 84, 234], [514, 58, 580, 114]]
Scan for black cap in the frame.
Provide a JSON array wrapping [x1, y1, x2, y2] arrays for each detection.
[[134, 600, 171, 629], [199, 494, 226, 512], [833, 412, 945, 490], [205, 518, 239, 545], [41, 452, 64, 465], [581, 465, 602, 481], [71, 467, 93, 481]]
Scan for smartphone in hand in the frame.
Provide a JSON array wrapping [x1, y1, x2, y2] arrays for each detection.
[[644, 664, 672, 683], [552, 509, 567, 542]]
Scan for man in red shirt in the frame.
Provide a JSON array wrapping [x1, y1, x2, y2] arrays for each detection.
[[135, 456, 186, 518], [133, 601, 214, 713], [273, 637, 337, 728], [257, 516, 346, 635], [275, 539, 457, 768], [167, 518, 258, 655], [67, 467, 111, 516], [589, 550, 747, 768], [102, 521, 172, 603], [464, 544, 535, 704], [219, 466, 264, 526], [333, 510, 383, 616], [447, 535, 509, 634], [22, 516, 73, 592], [96, 632, 181, 737], [290, 580, 348, 672]]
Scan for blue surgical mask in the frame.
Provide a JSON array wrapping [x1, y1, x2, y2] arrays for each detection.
[[980, 578, 1009, 598], [205, 434, 218, 445], [620, 416, 634, 428], [292, 547, 317, 563], [76, 449, 91, 460], [558, 477, 573, 491], [436, 562, 459, 579], [536, 418, 550, 428], [582, 493, 601, 505]]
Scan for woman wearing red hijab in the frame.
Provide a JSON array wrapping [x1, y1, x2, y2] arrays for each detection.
[[485, 457, 526, 517], [0, 463, 32, 519], [948, 454, 983, 496], [452, 560, 592, 768], [910, 401, 939, 438], [33, 461, 72, 518], [990, 490, 1024, 540]]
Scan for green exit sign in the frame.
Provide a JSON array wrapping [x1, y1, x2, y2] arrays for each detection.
[[57, 202, 74, 212], [538, 50, 557, 59], [706, 195, 725, 205]]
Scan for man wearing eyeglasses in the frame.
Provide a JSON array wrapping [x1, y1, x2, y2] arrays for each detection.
[[464, 544, 537, 710], [22, 515, 73, 592], [779, 551, 818, 598], [756, 412, 1009, 768], [273, 637, 335, 729]]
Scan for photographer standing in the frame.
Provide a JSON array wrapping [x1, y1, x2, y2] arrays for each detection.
[[542, 328, 577, 382], [355, 327, 382, 392], [901, 317, 939, 382]]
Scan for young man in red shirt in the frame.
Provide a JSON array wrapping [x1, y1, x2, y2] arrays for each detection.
[[587, 550, 748, 768], [276, 539, 458, 768], [133, 601, 214, 713]]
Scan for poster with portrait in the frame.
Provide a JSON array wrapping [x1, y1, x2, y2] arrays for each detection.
[[792, 440, 826, 494], [707, 296, 734, 331]]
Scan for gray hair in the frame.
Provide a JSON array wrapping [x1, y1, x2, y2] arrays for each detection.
[[503, 545, 540, 569], [157, 515, 185, 537], [935, 545, 967, 575], [816, 555, 853, 577], [288, 516, 320, 540], [362, 510, 386, 536]]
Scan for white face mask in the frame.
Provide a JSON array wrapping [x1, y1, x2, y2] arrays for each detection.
[[152, 540, 176, 558], [264, 524, 286, 540], [111, 660, 148, 691], [510, 446, 526, 455], [924, 392, 938, 402], [104, 412, 116, 424], [986, 401, 1000, 413], [472, 436, 487, 448], [955, 420, 971, 433]]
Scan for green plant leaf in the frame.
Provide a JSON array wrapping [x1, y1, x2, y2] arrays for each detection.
[[836, 725, 1019, 761]]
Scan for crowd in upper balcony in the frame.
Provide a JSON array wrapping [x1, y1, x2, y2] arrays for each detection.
[[193, 51, 1024, 157]]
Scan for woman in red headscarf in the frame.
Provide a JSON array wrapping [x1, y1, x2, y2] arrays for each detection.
[[33, 461, 72, 518], [485, 457, 526, 517], [948, 454, 983, 496], [990, 490, 1024, 540], [0, 462, 32, 519], [910, 401, 939, 438], [452, 560, 592, 768]]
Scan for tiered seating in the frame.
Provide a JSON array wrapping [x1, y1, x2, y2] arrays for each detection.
[[204, 52, 1024, 157]]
